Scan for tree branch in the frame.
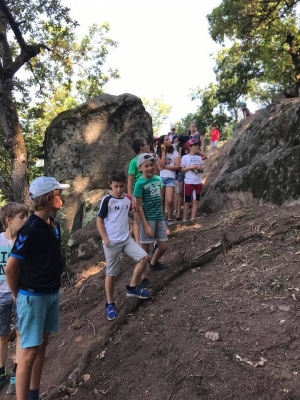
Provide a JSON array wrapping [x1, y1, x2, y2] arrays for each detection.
[[0, 0, 26, 49], [4, 43, 51, 80]]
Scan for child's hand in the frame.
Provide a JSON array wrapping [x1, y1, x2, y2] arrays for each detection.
[[104, 240, 111, 246], [145, 224, 154, 237], [160, 144, 166, 152]]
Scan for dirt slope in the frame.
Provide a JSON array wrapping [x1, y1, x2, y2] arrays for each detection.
[[4, 203, 300, 400]]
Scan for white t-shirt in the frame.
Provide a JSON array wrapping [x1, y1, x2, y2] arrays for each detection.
[[160, 150, 179, 179], [180, 154, 203, 184], [97, 195, 131, 243], [0, 232, 14, 303]]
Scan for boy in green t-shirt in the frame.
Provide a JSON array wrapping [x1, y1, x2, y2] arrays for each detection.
[[127, 138, 151, 244], [134, 153, 168, 288]]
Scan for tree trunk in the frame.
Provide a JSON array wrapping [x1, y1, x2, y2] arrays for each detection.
[[0, 82, 30, 205]]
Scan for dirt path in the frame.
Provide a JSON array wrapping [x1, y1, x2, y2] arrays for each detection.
[[3, 204, 300, 399]]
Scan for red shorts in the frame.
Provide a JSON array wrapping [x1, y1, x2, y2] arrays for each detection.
[[184, 183, 203, 202]]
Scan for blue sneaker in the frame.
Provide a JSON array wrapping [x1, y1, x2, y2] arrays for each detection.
[[6, 372, 16, 395], [126, 285, 151, 299], [105, 302, 118, 321]]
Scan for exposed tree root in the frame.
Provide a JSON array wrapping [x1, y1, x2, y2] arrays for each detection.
[[43, 232, 262, 400]]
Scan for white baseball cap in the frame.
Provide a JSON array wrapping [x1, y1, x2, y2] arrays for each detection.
[[29, 176, 70, 199], [137, 153, 155, 167]]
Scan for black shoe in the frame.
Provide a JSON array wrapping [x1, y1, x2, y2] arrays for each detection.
[[139, 278, 150, 289], [149, 261, 167, 271]]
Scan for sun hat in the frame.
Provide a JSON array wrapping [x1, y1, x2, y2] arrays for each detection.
[[137, 153, 155, 167], [29, 176, 70, 199]]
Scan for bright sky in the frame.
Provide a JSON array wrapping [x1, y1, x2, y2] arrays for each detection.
[[63, 0, 222, 134]]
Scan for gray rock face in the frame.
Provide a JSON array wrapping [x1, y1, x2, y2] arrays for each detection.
[[44, 93, 152, 232], [201, 98, 300, 213]]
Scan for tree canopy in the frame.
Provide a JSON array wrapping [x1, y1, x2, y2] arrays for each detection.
[[0, 0, 118, 203]]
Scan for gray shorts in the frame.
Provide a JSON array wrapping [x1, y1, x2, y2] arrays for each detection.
[[103, 236, 148, 277], [139, 220, 168, 244], [0, 300, 15, 336]]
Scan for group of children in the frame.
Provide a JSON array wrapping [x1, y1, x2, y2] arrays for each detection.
[[0, 123, 206, 398]]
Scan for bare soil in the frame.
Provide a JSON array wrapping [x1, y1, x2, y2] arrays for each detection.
[[3, 203, 300, 400]]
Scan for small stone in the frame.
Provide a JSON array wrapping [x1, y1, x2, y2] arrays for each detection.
[[278, 305, 290, 312], [205, 331, 220, 341]]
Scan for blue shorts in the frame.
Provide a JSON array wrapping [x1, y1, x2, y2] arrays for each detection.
[[17, 291, 60, 348], [211, 141, 218, 148], [161, 177, 175, 187]]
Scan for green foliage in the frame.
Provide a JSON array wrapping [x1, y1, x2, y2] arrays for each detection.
[[208, 0, 300, 87], [142, 97, 172, 136], [3, 5, 119, 182], [178, 84, 232, 145]]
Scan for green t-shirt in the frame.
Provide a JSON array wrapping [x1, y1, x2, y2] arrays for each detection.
[[128, 156, 142, 190], [133, 175, 164, 221]]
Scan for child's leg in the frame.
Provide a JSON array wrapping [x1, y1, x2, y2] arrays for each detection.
[[183, 184, 193, 220], [133, 210, 140, 245], [16, 292, 60, 400], [150, 241, 168, 265], [140, 244, 150, 280], [122, 237, 149, 286], [191, 200, 199, 219], [0, 301, 13, 379], [191, 184, 202, 219], [103, 242, 123, 303], [176, 180, 184, 219], [29, 333, 50, 392], [161, 186, 166, 217], [150, 220, 168, 265], [0, 334, 9, 369], [16, 346, 39, 400], [105, 276, 115, 304], [165, 185, 175, 220]]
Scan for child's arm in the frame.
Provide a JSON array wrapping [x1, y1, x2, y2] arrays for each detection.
[[96, 217, 110, 246], [127, 174, 136, 208], [5, 257, 20, 299], [127, 174, 134, 198], [136, 197, 153, 237]]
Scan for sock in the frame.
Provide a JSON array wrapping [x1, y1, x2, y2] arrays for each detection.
[[127, 285, 136, 291], [13, 363, 17, 373], [28, 388, 40, 400], [0, 366, 5, 375]]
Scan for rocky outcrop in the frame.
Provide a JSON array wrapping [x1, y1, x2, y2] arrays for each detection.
[[201, 98, 300, 213], [44, 93, 152, 232]]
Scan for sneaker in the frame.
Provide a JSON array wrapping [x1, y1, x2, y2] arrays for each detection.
[[0, 369, 7, 388], [126, 285, 151, 299], [6, 373, 16, 395], [149, 261, 168, 271], [167, 219, 174, 225], [105, 302, 118, 321], [139, 278, 150, 289]]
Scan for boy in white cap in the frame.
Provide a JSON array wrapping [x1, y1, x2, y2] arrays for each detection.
[[134, 154, 168, 288], [6, 176, 69, 400]]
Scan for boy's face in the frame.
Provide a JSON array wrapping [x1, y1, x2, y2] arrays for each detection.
[[48, 190, 64, 211], [109, 181, 126, 198], [140, 141, 150, 153], [8, 212, 28, 233], [190, 143, 199, 154], [139, 160, 155, 178]]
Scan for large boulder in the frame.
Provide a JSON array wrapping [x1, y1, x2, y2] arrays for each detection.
[[44, 93, 152, 232], [201, 98, 300, 213]]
